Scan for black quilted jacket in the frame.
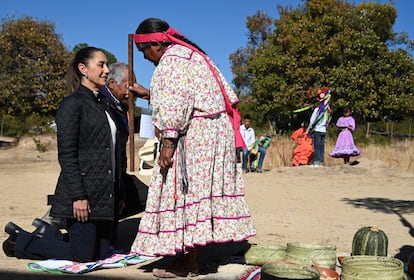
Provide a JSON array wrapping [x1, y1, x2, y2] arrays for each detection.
[[49, 85, 128, 221]]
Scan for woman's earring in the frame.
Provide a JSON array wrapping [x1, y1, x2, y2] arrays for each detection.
[[85, 73, 88, 80]]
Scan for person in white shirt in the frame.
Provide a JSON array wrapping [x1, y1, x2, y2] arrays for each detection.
[[306, 88, 332, 167], [240, 114, 256, 172]]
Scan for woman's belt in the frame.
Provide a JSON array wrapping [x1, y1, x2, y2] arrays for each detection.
[[193, 110, 226, 119]]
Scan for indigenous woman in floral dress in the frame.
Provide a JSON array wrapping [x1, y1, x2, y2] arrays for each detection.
[[130, 18, 256, 278], [330, 107, 361, 164]]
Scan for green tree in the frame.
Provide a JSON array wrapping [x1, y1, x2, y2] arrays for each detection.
[[0, 16, 71, 135], [230, 11, 274, 129], [230, 11, 273, 96], [231, 0, 414, 131], [73, 43, 117, 65]]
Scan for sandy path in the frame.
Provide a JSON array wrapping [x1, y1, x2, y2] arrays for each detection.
[[0, 137, 413, 279]]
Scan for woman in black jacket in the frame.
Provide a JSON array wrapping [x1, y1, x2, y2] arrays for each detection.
[[3, 47, 127, 262]]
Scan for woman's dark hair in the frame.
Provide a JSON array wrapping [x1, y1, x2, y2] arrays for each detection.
[[66, 46, 101, 95], [135, 18, 206, 55], [343, 107, 352, 114]]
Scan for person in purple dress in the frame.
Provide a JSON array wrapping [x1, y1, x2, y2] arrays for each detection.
[[330, 107, 361, 164]]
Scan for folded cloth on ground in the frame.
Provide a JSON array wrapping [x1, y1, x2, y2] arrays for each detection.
[[203, 264, 258, 280], [27, 253, 154, 274], [239, 265, 261, 280]]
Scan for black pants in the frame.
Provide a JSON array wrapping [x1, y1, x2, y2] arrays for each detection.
[[14, 219, 114, 262]]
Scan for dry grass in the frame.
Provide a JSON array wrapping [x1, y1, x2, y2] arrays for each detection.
[[264, 135, 414, 173], [8, 134, 414, 174], [356, 140, 414, 173]]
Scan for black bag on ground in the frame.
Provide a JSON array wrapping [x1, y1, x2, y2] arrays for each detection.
[[119, 173, 148, 219]]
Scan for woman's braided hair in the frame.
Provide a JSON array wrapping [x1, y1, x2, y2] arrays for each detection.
[[135, 18, 206, 55]]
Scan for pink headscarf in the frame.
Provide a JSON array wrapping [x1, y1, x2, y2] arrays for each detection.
[[133, 27, 182, 44], [134, 27, 246, 148]]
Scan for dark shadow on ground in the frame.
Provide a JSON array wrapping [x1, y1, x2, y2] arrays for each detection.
[[115, 217, 249, 274], [138, 241, 249, 275], [341, 197, 414, 262], [341, 197, 414, 237], [115, 215, 249, 275], [0, 141, 15, 149]]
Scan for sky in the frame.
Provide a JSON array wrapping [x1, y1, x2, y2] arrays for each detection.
[[1, 0, 413, 108]]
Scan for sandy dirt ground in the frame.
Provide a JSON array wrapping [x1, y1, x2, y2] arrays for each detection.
[[0, 135, 413, 279]]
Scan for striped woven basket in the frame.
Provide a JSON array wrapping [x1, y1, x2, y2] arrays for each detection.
[[261, 261, 320, 280], [244, 244, 286, 265], [341, 255, 403, 280], [286, 242, 337, 269]]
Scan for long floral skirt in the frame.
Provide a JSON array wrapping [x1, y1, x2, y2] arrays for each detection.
[[130, 114, 256, 256]]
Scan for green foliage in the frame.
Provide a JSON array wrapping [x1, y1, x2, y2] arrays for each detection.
[[246, 11, 274, 47], [230, 47, 254, 95], [328, 118, 414, 146], [0, 115, 26, 137], [0, 18, 120, 137], [0, 16, 71, 135], [33, 137, 49, 152], [0, 113, 54, 137], [231, 0, 414, 132], [238, 93, 277, 135], [230, 11, 274, 96]]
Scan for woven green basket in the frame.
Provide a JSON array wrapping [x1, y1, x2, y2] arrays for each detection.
[[261, 262, 320, 280], [341, 255, 403, 280], [286, 242, 337, 269], [244, 244, 287, 265]]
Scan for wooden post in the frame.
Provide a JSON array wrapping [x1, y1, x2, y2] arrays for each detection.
[[128, 34, 135, 171], [1, 115, 4, 136]]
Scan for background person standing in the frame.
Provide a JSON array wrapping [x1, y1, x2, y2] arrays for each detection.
[[306, 87, 332, 167], [330, 107, 360, 164]]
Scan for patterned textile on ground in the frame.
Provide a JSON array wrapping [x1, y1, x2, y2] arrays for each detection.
[[26, 253, 154, 274], [239, 265, 261, 280]]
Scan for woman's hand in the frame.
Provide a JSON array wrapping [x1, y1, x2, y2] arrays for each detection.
[[73, 199, 91, 222], [158, 146, 175, 183], [157, 138, 176, 182], [128, 83, 150, 99], [158, 145, 175, 169]]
